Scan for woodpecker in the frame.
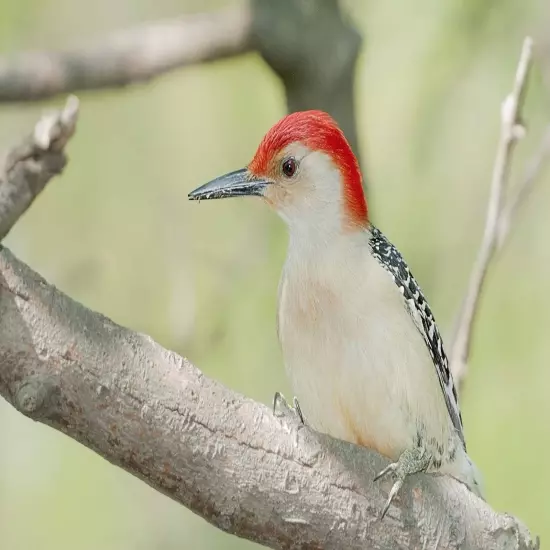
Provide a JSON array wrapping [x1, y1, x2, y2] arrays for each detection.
[[188, 110, 484, 516]]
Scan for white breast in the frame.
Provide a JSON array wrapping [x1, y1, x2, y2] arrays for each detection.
[[277, 232, 453, 460]]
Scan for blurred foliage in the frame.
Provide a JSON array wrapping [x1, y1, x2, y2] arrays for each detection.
[[1, 0, 549, 548]]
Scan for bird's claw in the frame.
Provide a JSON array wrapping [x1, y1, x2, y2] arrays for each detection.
[[374, 462, 404, 519], [272, 391, 286, 415], [292, 396, 305, 424], [273, 391, 305, 424], [374, 447, 430, 519], [373, 462, 397, 483]]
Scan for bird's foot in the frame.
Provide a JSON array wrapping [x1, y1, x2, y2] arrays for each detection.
[[272, 391, 305, 425], [374, 446, 430, 519]]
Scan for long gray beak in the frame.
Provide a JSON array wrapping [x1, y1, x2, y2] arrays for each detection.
[[188, 168, 270, 201]]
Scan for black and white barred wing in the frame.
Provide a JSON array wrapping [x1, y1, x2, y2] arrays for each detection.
[[369, 226, 466, 449]]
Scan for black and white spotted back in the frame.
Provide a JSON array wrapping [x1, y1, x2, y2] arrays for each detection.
[[368, 225, 466, 450]]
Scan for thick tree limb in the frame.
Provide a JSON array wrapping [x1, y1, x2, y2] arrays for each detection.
[[449, 37, 538, 389], [0, 19, 540, 550], [0, 7, 253, 101], [0, 95, 79, 239], [0, 247, 537, 550]]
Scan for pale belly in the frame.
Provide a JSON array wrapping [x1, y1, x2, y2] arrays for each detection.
[[278, 263, 452, 461]]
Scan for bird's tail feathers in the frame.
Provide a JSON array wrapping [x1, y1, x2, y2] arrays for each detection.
[[442, 451, 485, 500]]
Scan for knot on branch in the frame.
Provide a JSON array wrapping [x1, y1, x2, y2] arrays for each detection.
[[15, 377, 55, 418]]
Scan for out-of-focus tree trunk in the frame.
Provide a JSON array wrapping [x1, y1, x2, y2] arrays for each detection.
[[252, 0, 364, 175]]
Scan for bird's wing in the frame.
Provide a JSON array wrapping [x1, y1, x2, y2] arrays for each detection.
[[368, 226, 466, 449]]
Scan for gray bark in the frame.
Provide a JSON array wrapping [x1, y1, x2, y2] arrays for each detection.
[[0, 246, 538, 550], [0, 6, 539, 549], [0, 7, 253, 102], [0, 95, 79, 240]]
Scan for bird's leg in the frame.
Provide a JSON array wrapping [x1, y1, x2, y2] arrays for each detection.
[[374, 446, 431, 519], [272, 391, 306, 425]]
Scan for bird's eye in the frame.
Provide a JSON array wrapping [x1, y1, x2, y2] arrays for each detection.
[[282, 157, 298, 178]]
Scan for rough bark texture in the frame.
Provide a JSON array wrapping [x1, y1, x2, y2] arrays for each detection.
[[0, 248, 538, 550], [0, 4, 540, 549]]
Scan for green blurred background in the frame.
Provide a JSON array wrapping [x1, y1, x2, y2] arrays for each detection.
[[0, 0, 549, 548]]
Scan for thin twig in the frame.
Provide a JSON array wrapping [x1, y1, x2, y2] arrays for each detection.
[[0, 95, 79, 240], [497, 125, 550, 249], [0, 7, 252, 102], [449, 37, 534, 389]]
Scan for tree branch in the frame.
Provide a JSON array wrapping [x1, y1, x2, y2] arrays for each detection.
[[252, 0, 363, 166], [449, 37, 537, 389], [0, 20, 540, 550], [0, 7, 253, 102], [0, 1, 363, 183], [0, 246, 537, 550], [0, 95, 79, 239], [0, 1, 364, 183], [496, 124, 550, 250]]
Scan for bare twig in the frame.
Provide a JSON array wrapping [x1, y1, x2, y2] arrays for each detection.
[[0, 95, 79, 240], [0, 7, 252, 102], [0, 247, 537, 550], [496, 125, 550, 249], [449, 37, 535, 389]]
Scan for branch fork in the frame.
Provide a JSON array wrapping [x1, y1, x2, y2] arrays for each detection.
[[449, 37, 550, 391]]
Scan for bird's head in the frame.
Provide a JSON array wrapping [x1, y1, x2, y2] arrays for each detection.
[[189, 110, 367, 236]]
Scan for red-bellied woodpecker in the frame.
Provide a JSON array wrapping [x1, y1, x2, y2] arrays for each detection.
[[188, 110, 484, 517]]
